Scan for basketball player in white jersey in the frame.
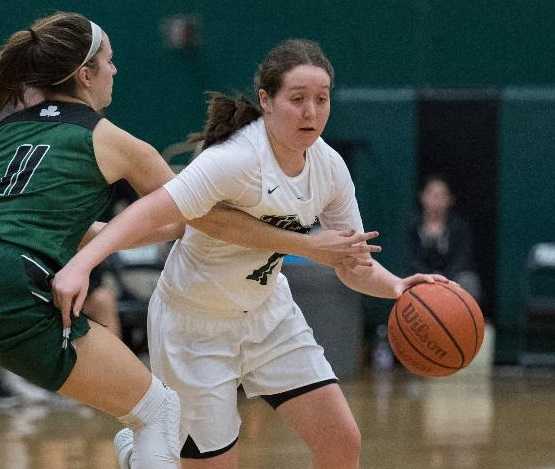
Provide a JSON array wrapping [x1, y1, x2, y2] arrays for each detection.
[[53, 39, 447, 468]]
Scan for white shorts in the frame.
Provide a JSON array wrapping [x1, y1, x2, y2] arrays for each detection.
[[147, 286, 336, 454]]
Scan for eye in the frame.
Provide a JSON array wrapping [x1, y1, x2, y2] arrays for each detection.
[[291, 96, 303, 104], [317, 96, 329, 104]]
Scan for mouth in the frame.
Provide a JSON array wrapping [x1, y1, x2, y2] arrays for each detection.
[[299, 127, 316, 132]]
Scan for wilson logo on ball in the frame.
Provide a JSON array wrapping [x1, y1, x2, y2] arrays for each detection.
[[400, 303, 448, 359]]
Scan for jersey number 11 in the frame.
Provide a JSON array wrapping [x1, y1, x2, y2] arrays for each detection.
[[0, 144, 50, 197]]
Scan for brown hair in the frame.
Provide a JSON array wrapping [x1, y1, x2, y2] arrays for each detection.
[[189, 39, 334, 150], [0, 12, 100, 109]]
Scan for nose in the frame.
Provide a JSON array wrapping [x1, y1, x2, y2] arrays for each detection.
[[112, 63, 118, 75], [303, 101, 316, 119]]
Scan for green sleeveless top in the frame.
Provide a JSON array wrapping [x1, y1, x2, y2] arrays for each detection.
[[0, 101, 113, 268]]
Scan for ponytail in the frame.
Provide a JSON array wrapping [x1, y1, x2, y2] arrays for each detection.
[[0, 30, 35, 108], [187, 92, 261, 150], [0, 12, 97, 110]]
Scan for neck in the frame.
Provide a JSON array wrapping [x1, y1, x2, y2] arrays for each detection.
[[424, 210, 447, 223], [42, 92, 94, 109], [265, 124, 306, 177]]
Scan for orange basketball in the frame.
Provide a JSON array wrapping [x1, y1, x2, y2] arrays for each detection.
[[387, 282, 484, 377]]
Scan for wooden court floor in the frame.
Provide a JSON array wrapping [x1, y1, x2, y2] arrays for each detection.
[[1, 361, 555, 469], [0, 326, 553, 469]]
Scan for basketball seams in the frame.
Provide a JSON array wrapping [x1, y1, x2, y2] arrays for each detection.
[[408, 290, 465, 368], [393, 301, 458, 372], [436, 283, 480, 359]]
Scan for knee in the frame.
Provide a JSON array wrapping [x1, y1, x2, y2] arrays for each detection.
[[90, 287, 117, 309], [342, 423, 362, 459], [315, 421, 361, 461]]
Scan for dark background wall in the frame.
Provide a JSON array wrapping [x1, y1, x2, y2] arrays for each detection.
[[2, 1, 555, 363], [3, 1, 555, 148]]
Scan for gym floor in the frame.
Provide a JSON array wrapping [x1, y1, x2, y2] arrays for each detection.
[[1, 326, 555, 469]]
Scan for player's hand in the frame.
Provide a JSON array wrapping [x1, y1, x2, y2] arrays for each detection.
[[303, 229, 381, 268], [51, 261, 91, 330], [395, 273, 450, 298]]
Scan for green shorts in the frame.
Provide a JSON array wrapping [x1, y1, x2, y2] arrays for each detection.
[[0, 242, 90, 391]]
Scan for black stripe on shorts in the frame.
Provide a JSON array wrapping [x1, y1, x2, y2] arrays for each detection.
[[181, 435, 238, 459], [261, 378, 338, 409]]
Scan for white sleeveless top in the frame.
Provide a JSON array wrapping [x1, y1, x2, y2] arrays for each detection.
[[160, 118, 364, 317]]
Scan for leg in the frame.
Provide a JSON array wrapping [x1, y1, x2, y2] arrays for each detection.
[[84, 264, 121, 338], [241, 301, 358, 468], [147, 291, 242, 469], [57, 321, 148, 416], [83, 286, 122, 337], [59, 322, 181, 468], [275, 383, 361, 469]]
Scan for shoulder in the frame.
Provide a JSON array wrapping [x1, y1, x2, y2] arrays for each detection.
[[310, 137, 352, 188], [1, 101, 102, 131], [94, 119, 156, 155], [312, 137, 348, 169], [197, 120, 262, 171], [93, 119, 164, 185]]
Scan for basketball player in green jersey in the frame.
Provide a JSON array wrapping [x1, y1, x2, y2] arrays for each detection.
[[0, 12, 379, 468]]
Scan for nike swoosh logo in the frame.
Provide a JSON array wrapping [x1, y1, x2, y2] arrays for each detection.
[[268, 185, 279, 194]]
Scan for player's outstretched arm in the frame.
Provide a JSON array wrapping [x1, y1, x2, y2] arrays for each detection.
[[190, 204, 381, 269], [79, 205, 381, 267], [53, 188, 381, 327], [335, 263, 449, 299]]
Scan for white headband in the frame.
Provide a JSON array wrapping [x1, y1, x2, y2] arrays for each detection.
[[52, 21, 103, 86]]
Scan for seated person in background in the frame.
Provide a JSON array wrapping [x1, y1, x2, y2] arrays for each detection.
[[408, 175, 481, 301]]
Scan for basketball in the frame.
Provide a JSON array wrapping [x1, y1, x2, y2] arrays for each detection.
[[387, 282, 485, 377]]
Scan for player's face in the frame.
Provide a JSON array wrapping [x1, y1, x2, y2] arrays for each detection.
[[421, 180, 453, 214], [88, 33, 117, 110], [260, 64, 331, 154]]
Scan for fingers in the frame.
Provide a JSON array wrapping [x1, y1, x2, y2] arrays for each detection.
[[73, 288, 87, 317], [345, 230, 380, 243], [355, 257, 373, 267], [339, 255, 374, 269], [362, 243, 381, 254], [57, 291, 73, 330], [432, 274, 450, 283], [345, 243, 381, 256], [52, 279, 87, 329], [405, 273, 452, 288], [418, 274, 437, 284], [339, 229, 356, 237], [340, 257, 358, 270], [418, 274, 450, 284], [338, 230, 380, 243]]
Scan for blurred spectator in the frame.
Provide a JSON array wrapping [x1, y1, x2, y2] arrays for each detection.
[[408, 175, 481, 300]]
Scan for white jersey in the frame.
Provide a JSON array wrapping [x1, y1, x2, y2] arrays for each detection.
[[161, 117, 364, 317]]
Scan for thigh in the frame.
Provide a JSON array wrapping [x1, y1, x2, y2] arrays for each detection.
[[58, 321, 151, 418], [275, 383, 359, 451], [241, 303, 336, 398], [83, 286, 120, 337], [148, 292, 242, 455]]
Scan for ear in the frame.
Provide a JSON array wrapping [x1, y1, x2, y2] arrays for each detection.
[[258, 89, 271, 113], [75, 66, 93, 88]]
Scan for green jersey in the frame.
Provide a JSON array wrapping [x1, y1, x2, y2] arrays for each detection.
[[0, 101, 113, 268]]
